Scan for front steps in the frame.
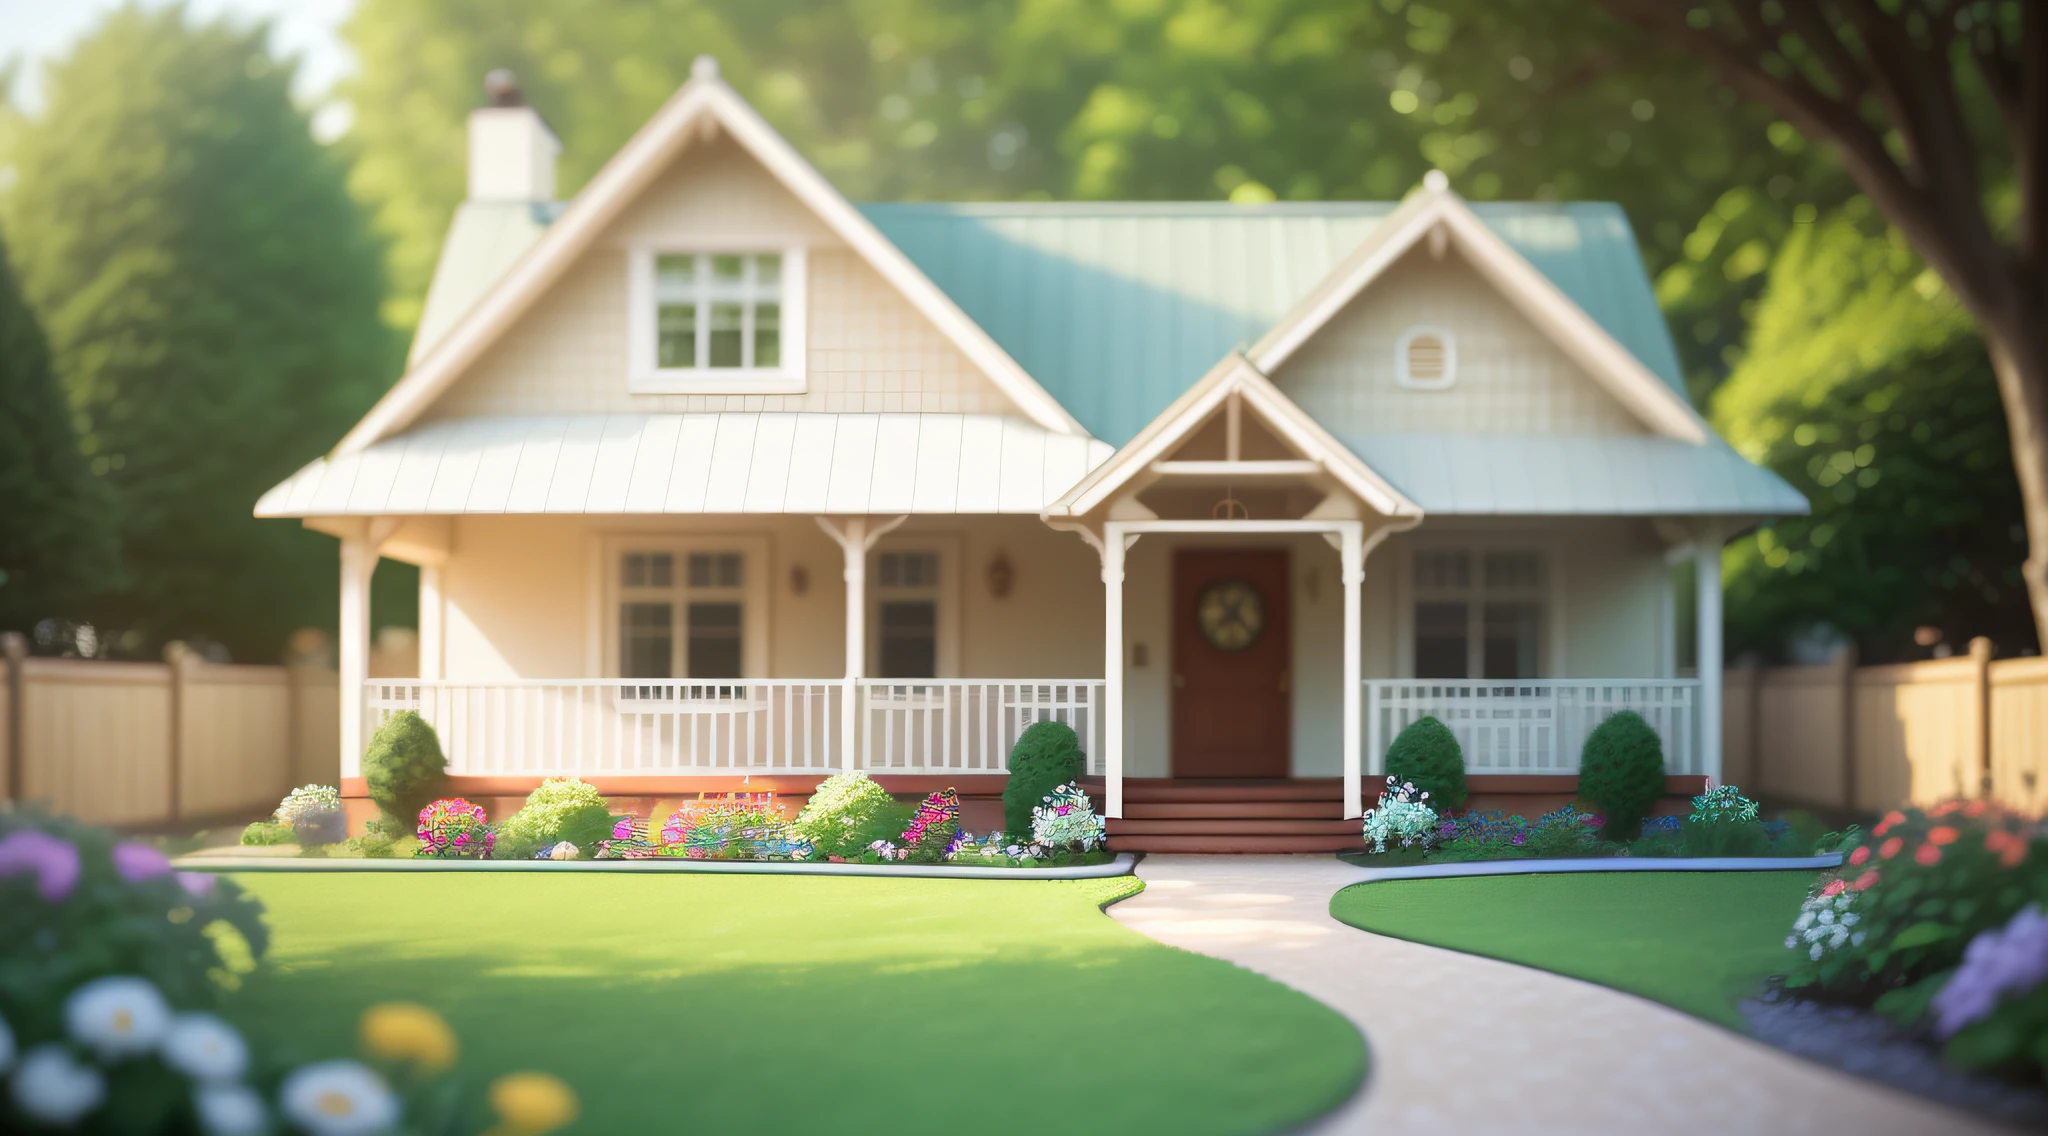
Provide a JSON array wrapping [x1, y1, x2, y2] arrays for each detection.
[[1106, 779, 1365, 854]]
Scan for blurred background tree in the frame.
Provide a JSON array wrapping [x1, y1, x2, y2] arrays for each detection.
[[0, 6, 406, 661]]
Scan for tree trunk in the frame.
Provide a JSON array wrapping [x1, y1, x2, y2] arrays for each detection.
[[1982, 290, 2048, 652]]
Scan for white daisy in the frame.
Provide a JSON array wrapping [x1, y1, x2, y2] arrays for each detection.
[[11, 1045, 105, 1125], [66, 976, 171, 1060], [194, 1083, 269, 1136], [162, 1013, 248, 1083], [279, 1060, 400, 1136]]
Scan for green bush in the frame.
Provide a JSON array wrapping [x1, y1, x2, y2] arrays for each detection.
[[239, 820, 292, 846], [792, 771, 911, 859], [1383, 716, 1467, 812], [491, 777, 608, 859], [362, 711, 449, 830], [1577, 711, 1666, 841], [1003, 720, 1085, 837]]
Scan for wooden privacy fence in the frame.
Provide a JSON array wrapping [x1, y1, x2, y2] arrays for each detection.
[[0, 634, 339, 828], [1721, 638, 2048, 814]]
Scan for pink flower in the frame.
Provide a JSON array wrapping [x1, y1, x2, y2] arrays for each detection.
[[113, 841, 172, 882], [176, 872, 217, 898], [1915, 843, 1943, 867], [1820, 879, 1847, 897], [0, 831, 81, 902]]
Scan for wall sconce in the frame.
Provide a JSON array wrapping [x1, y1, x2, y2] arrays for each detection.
[[986, 551, 1014, 599], [789, 565, 809, 596]]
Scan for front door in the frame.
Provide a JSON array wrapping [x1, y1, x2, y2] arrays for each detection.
[[1172, 549, 1290, 778]]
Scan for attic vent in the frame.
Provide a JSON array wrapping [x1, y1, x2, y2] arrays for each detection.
[[1396, 326, 1456, 390]]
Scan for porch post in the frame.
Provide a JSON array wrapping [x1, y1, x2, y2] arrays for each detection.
[[418, 564, 444, 681], [1341, 522, 1364, 819], [1102, 524, 1126, 818], [1694, 530, 1724, 783], [840, 517, 867, 769], [338, 535, 374, 779]]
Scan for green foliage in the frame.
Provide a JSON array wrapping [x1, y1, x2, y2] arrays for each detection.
[[1003, 721, 1085, 837], [0, 231, 120, 634], [491, 777, 608, 860], [1679, 785, 1768, 856], [1, 5, 399, 661], [1714, 204, 2034, 660], [554, 802, 620, 856], [1577, 711, 1666, 841], [361, 711, 448, 830], [1383, 716, 1467, 812], [791, 771, 909, 860], [238, 820, 292, 847]]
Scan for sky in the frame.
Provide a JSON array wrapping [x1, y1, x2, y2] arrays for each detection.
[[0, 0, 357, 131]]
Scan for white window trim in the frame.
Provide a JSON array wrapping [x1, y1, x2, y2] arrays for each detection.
[[867, 533, 962, 678], [596, 534, 772, 679], [1395, 324, 1457, 390], [626, 242, 807, 394], [1401, 539, 1555, 680]]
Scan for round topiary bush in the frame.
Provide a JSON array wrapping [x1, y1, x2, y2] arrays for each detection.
[[1003, 720, 1085, 838], [1383, 716, 1467, 812], [492, 777, 608, 860], [362, 711, 448, 832], [791, 770, 909, 860], [1578, 710, 1666, 841]]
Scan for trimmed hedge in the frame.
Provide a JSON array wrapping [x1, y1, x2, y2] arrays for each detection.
[[1003, 721, 1085, 838], [791, 771, 912, 860], [493, 777, 608, 860], [1383, 716, 1467, 812], [1578, 710, 1666, 841], [362, 711, 448, 831]]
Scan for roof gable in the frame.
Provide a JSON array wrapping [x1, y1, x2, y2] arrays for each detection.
[[337, 58, 1083, 458]]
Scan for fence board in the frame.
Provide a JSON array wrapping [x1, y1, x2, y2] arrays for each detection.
[[1992, 659, 2048, 815]]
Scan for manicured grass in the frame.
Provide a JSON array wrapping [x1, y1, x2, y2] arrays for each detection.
[[1329, 870, 1819, 1029], [225, 873, 1363, 1135]]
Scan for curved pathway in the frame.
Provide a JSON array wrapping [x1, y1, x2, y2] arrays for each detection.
[[1109, 854, 1993, 1135]]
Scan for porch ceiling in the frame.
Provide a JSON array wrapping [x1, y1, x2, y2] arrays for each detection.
[[256, 412, 1113, 517]]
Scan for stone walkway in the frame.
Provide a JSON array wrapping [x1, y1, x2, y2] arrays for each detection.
[[1109, 855, 1993, 1135]]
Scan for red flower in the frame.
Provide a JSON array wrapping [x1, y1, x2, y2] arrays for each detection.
[[1847, 845, 1871, 866], [1914, 843, 1942, 867], [1874, 810, 1906, 836], [1852, 870, 1881, 891], [1820, 879, 1847, 897], [1985, 829, 2027, 869], [1878, 837, 1904, 859], [1963, 799, 1989, 819], [1928, 826, 1959, 846]]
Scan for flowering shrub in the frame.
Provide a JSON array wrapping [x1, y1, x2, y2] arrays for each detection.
[[1522, 805, 1603, 858], [275, 784, 346, 847], [899, 789, 962, 862], [492, 778, 610, 860], [416, 798, 495, 859], [1931, 904, 2048, 1078], [1782, 799, 2045, 997], [1784, 881, 1866, 962], [1361, 777, 1437, 854], [1680, 784, 1769, 857], [1031, 783, 1106, 852], [658, 794, 801, 860], [595, 816, 657, 860], [791, 771, 911, 860]]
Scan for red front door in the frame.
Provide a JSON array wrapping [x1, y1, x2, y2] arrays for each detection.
[[1172, 549, 1291, 778]]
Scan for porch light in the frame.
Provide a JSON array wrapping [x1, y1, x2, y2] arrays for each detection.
[[986, 551, 1013, 599]]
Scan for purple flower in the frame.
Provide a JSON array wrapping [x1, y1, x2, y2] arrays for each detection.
[[1933, 904, 2048, 1038], [112, 841, 173, 882], [176, 872, 217, 898], [0, 830, 82, 902]]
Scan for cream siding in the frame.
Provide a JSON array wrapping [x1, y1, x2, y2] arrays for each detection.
[[1271, 245, 1648, 437], [425, 136, 1025, 422]]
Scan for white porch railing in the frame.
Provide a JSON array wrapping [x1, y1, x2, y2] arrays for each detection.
[[363, 678, 1104, 778], [1363, 679, 1701, 776]]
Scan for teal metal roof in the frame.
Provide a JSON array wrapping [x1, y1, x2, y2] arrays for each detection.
[[411, 201, 562, 364], [1342, 434, 1809, 516], [859, 201, 1689, 447]]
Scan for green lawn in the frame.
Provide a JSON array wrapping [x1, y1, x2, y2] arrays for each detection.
[[1329, 870, 1819, 1029], [224, 873, 1363, 1135]]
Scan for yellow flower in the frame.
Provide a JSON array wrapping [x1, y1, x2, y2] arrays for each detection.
[[358, 1003, 458, 1073], [487, 1071, 579, 1135]]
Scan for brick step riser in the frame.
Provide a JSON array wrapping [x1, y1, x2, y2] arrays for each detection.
[[1121, 801, 1345, 820], [1110, 834, 1366, 854], [1120, 785, 1347, 804], [1108, 818, 1361, 836]]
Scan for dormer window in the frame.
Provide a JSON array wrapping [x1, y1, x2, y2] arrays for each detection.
[[628, 246, 806, 393], [1396, 326, 1456, 389]]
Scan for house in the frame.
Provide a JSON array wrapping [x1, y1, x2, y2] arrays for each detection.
[[256, 58, 1805, 850]]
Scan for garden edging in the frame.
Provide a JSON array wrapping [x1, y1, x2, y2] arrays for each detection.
[[176, 851, 1136, 880], [1347, 852, 1843, 883]]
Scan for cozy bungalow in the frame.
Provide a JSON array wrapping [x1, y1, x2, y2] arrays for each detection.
[[257, 58, 1804, 850]]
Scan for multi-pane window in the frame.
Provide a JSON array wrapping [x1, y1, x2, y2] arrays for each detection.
[[653, 253, 782, 371], [1412, 549, 1545, 679], [617, 550, 746, 679], [875, 551, 939, 678]]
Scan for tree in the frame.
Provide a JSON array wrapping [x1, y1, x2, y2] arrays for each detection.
[[1, 6, 399, 660], [0, 230, 120, 635], [1715, 203, 2031, 660], [1596, 0, 2048, 647]]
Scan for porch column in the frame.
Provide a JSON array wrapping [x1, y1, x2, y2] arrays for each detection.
[[1694, 531, 1725, 783], [338, 536, 374, 779], [1102, 524, 1127, 818], [841, 517, 867, 766], [418, 564, 444, 681], [1341, 523, 1364, 819]]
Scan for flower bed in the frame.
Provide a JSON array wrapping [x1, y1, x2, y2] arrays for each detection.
[[1342, 778, 1845, 868]]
